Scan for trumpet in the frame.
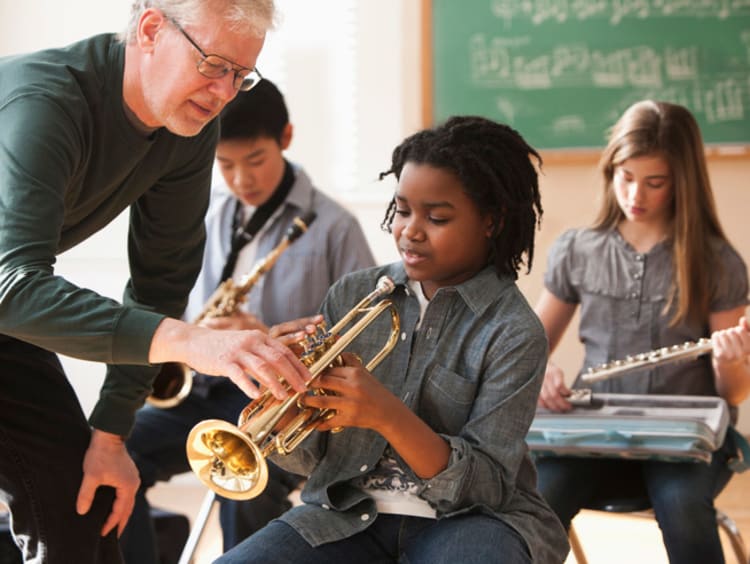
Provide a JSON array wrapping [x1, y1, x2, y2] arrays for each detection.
[[146, 211, 318, 408], [185, 275, 400, 500]]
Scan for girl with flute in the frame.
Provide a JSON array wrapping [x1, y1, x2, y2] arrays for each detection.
[[535, 100, 750, 563]]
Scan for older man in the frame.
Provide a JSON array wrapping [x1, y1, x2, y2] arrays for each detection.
[[0, 1, 309, 562]]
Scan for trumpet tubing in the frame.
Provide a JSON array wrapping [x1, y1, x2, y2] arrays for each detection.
[[186, 276, 400, 500]]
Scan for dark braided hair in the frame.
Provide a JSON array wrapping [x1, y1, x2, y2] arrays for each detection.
[[379, 116, 543, 279]]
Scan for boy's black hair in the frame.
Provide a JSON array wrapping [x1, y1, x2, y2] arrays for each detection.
[[218, 79, 289, 143], [379, 115, 543, 279]]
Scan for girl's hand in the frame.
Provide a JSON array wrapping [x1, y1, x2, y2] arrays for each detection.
[[269, 315, 325, 349], [712, 316, 750, 367], [303, 352, 400, 433], [537, 361, 573, 412]]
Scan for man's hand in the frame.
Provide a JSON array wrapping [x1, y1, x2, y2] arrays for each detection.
[[76, 430, 140, 537], [150, 318, 311, 400]]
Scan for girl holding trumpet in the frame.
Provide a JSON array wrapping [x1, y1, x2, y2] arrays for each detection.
[[216, 116, 569, 564]]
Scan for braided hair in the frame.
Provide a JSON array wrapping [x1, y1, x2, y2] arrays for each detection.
[[380, 115, 543, 279]]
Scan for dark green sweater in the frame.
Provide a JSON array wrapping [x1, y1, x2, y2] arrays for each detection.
[[0, 34, 218, 435]]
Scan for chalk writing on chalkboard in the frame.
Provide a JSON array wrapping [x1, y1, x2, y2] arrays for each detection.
[[432, 0, 750, 149]]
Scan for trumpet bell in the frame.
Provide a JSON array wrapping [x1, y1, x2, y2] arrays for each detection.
[[186, 419, 269, 500]]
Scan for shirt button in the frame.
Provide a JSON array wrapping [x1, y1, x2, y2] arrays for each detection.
[[633, 273, 641, 280], [636, 254, 644, 261], [360, 464, 368, 472], [401, 332, 407, 341], [361, 513, 370, 521], [322, 504, 330, 510]]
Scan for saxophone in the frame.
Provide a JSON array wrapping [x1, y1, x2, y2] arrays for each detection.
[[147, 211, 317, 408]]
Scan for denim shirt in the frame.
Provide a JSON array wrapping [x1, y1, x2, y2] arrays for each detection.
[[270, 263, 570, 563], [545, 228, 749, 422]]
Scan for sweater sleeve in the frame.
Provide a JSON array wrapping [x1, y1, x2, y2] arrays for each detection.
[[0, 94, 166, 363], [91, 123, 217, 436], [0, 90, 218, 436]]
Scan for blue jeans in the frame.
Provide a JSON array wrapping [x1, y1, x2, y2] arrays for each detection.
[[216, 513, 531, 564], [120, 377, 302, 563], [535, 434, 735, 564], [0, 336, 122, 563]]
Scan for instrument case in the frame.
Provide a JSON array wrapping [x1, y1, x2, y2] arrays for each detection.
[[527, 393, 729, 464]]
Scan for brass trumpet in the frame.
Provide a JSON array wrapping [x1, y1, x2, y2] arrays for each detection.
[[185, 275, 400, 500], [146, 211, 317, 408]]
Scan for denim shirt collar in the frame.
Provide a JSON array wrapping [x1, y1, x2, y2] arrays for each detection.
[[378, 262, 512, 317]]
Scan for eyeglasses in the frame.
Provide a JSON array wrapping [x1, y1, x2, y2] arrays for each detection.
[[167, 16, 263, 92]]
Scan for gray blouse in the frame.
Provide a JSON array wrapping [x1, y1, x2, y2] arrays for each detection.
[[545, 228, 748, 409]]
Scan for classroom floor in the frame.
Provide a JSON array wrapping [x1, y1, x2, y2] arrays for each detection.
[[1, 469, 747, 563], [147, 469, 750, 564]]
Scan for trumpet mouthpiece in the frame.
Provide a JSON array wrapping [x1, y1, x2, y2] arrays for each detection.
[[375, 275, 396, 295]]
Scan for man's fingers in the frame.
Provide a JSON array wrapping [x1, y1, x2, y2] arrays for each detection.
[[224, 363, 262, 399], [108, 490, 134, 537], [258, 339, 310, 391], [75, 475, 96, 516]]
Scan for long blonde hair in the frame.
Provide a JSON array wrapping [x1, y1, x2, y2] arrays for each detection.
[[594, 100, 726, 326]]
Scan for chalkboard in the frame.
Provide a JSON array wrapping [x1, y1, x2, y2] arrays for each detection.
[[429, 0, 750, 151]]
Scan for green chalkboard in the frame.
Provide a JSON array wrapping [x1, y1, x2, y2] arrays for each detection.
[[431, 0, 750, 150]]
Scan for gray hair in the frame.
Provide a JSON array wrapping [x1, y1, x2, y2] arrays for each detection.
[[121, 0, 276, 42]]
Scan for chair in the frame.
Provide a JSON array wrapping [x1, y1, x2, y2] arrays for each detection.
[[568, 495, 749, 564], [177, 490, 217, 564]]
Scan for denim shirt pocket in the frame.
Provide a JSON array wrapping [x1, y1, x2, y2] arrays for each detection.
[[419, 363, 477, 434]]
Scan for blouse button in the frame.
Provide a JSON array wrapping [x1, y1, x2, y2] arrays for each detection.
[[360, 464, 368, 472], [322, 504, 330, 510], [401, 332, 407, 341], [361, 513, 370, 521]]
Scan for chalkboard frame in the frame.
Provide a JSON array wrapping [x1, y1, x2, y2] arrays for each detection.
[[421, 0, 750, 162]]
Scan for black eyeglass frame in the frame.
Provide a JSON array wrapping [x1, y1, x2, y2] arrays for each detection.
[[166, 15, 263, 92]]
